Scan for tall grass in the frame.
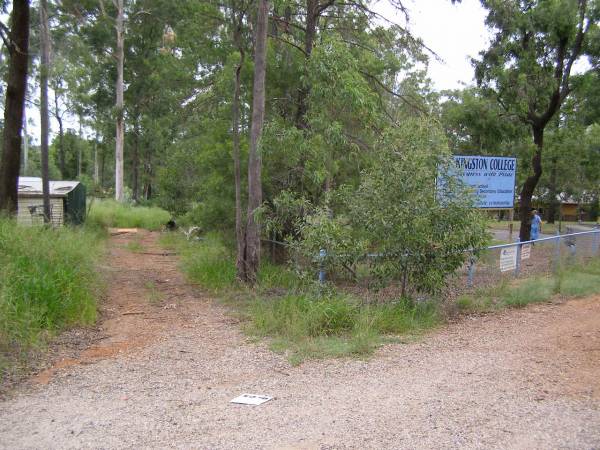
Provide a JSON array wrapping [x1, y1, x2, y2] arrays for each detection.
[[160, 232, 299, 292], [248, 294, 439, 364], [161, 232, 236, 291], [0, 219, 103, 378], [88, 199, 170, 231]]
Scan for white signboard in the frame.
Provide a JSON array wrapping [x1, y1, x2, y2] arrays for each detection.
[[230, 393, 272, 406], [451, 156, 517, 209], [521, 244, 531, 260], [499, 247, 517, 272]]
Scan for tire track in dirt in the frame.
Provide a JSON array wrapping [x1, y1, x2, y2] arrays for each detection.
[[30, 229, 212, 385]]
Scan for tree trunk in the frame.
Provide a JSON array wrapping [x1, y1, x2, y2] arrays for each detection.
[[77, 114, 83, 178], [114, 0, 125, 201], [241, 0, 269, 284], [0, 0, 30, 215], [100, 142, 106, 187], [233, 35, 246, 279], [132, 118, 139, 201], [54, 86, 65, 177], [22, 109, 28, 175], [93, 129, 99, 184], [519, 126, 544, 241], [546, 156, 558, 224], [39, 0, 51, 223]]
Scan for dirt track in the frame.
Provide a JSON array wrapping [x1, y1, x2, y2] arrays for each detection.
[[1, 231, 600, 449]]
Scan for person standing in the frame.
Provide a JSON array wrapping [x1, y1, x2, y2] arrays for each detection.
[[530, 209, 542, 241]]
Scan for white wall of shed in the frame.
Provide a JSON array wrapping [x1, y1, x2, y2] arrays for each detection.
[[17, 197, 64, 227]]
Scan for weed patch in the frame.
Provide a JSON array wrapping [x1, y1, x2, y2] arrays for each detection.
[[457, 266, 600, 312], [501, 277, 555, 308], [246, 294, 438, 364], [88, 199, 170, 231], [0, 219, 103, 380], [556, 271, 600, 297], [126, 240, 144, 253], [144, 281, 164, 304]]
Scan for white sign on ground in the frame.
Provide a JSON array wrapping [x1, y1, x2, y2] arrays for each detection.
[[500, 247, 517, 272], [521, 244, 531, 260], [450, 156, 517, 209], [230, 394, 272, 406]]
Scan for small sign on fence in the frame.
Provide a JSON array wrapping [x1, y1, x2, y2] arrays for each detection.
[[499, 247, 517, 272], [521, 243, 531, 260]]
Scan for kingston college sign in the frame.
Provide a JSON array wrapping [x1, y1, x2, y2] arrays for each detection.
[[452, 155, 517, 209]]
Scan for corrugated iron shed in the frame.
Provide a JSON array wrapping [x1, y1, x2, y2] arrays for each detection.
[[17, 177, 86, 226]]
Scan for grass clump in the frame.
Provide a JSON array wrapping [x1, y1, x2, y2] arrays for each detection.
[[501, 277, 555, 307], [555, 271, 600, 298], [125, 239, 144, 253], [88, 199, 170, 231], [160, 232, 300, 293], [247, 293, 439, 364], [145, 281, 164, 304], [0, 219, 103, 378], [456, 264, 600, 313], [160, 232, 236, 291]]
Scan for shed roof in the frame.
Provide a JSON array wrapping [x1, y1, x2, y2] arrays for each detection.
[[18, 177, 81, 197]]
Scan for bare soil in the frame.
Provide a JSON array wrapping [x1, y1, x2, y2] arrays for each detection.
[[1, 231, 599, 449]]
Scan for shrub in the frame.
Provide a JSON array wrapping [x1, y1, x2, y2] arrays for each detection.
[[291, 118, 489, 294]]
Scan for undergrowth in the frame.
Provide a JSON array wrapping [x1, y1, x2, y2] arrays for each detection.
[[88, 199, 170, 231], [247, 294, 438, 364], [0, 219, 104, 380], [161, 231, 600, 365], [160, 232, 439, 364]]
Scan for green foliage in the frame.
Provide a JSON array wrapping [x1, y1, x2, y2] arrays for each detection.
[[0, 219, 103, 377], [290, 207, 368, 281], [475, 0, 599, 121], [87, 199, 170, 231], [292, 118, 489, 293]]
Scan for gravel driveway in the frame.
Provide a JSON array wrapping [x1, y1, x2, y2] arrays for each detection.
[[1, 232, 599, 449]]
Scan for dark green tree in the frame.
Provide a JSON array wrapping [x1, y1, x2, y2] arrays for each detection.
[[474, 0, 600, 240]]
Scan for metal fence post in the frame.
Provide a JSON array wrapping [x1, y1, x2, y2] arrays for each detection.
[[467, 254, 475, 288], [318, 249, 326, 283], [514, 238, 522, 277]]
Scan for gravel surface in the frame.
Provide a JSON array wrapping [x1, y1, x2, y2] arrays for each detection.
[[1, 232, 599, 449]]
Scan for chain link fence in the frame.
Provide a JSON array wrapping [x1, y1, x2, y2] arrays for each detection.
[[263, 228, 600, 299], [451, 228, 600, 294]]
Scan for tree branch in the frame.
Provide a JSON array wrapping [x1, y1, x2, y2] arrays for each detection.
[[267, 32, 308, 56], [0, 21, 11, 50], [360, 70, 427, 115]]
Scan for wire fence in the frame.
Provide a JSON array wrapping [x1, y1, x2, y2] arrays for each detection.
[[263, 228, 600, 295], [455, 228, 600, 291]]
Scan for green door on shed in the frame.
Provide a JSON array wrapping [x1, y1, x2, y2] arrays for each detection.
[[65, 183, 86, 225]]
